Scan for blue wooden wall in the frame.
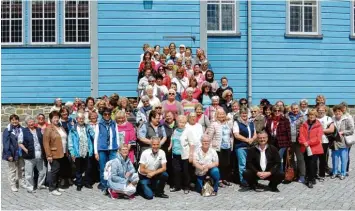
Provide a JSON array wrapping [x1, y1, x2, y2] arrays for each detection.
[[251, 1, 355, 105], [97, 0, 201, 97], [207, 0, 248, 101], [1, 47, 91, 103]]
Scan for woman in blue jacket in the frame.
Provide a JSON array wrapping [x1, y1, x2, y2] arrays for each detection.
[[68, 112, 94, 191], [2, 114, 25, 192]]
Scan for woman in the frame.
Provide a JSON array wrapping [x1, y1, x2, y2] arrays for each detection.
[[298, 109, 324, 188], [275, 100, 287, 115], [200, 60, 209, 75], [233, 107, 257, 187], [137, 86, 160, 108], [263, 104, 273, 121], [162, 89, 184, 118], [19, 116, 46, 193], [136, 95, 152, 126], [195, 103, 210, 132], [221, 90, 233, 114], [193, 64, 205, 87], [204, 96, 223, 122], [299, 99, 309, 117], [168, 115, 191, 193], [96, 100, 106, 121], [205, 70, 219, 93], [118, 97, 130, 112], [216, 77, 233, 100], [265, 105, 292, 173], [193, 135, 220, 196], [2, 114, 25, 192], [35, 114, 48, 134], [162, 82, 182, 101], [88, 111, 100, 185], [171, 67, 189, 94], [85, 97, 97, 124], [184, 58, 193, 77], [115, 111, 137, 164], [157, 65, 171, 89], [50, 98, 63, 113], [153, 103, 164, 121], [139, 51, 156, 74], [340, 102, 355, 175], [198, 82, 213, 111], [227, 100, 240, 123], [166, 60, 178, 79], [107, 144, 139, 199], [43, 111, 67, 196], [181, 77, 201, 100], [72, 97, 81, 113], [286, 103, 306, 183], [317, 105, 334, 181], [331, 105, 354, 180], [249, 106, 265, 134], [59, 107, 75, 134], [68, 112, 95, 191], [206, 109, 233, 187], [181, 87, 199, 115], [162, 46, 170, 60], [185, 112, 204, 149], [169, 42, 176, 52]]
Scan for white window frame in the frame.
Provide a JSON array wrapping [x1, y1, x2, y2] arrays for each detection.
[[1, 0, 24, 45], [286, 0, 322, 36], [351, 0, 355, 37], [29, 0, 57, 45], [207, 0, 239, 35], [63, 0, 90, 44]]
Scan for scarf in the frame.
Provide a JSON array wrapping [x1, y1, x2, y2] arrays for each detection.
[[220, 85, 229, 90], [288, 112, 301, 124], [308, 119, 316, 131], [206, 77, 214, 83], [272, 115, 281, 134]]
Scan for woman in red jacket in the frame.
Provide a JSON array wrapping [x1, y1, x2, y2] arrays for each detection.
[[298, 109, 324, 188]]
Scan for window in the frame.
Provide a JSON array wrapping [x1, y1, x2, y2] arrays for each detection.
[[351, 1, 355, 37], [1, 0, 23, 44], [207, 0, 238, 35], [64, 0, 90, 44], [286, 0, 321, 36], [31, 0, 56, 44]]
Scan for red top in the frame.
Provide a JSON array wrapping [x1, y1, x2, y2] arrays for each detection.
[[139, 61, 156, 72], [181, 88, 202, 100], [298, 120, 324, 155]]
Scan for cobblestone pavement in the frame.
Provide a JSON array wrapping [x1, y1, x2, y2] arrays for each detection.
[[2, 151, 355, 210]]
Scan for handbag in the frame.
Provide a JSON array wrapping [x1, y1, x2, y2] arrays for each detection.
[[345, 133, 355, 146], [201, 180, 214, 197], [284, 148, 295, 182]]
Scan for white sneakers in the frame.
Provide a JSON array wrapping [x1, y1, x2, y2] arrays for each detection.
[[11, 186, 18, 192], [50, 190, 62, 196], [38, 185, 48, 190], [57, 188, 65, 192]]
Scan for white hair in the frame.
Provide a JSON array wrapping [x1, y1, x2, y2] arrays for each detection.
[[25, 116, 35, 125], [299, 99, 308, 105], [145, 85, 153, 91], [76, 112, 85, 119]]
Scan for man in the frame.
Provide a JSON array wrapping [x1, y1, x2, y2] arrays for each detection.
[[138, 137, 169, 199], [243, 131, 284, 192]]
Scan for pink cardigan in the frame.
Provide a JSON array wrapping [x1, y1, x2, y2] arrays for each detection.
[[117, 122, 136, 163]]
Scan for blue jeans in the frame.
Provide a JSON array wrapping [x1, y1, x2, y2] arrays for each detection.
[[138, 172, 169, 200], [279, 147, 287, 173], [236, 147, 248, 183], [332, 148, 348, 176], [98, 150, 117, 190], [196, 167, 220, 193]]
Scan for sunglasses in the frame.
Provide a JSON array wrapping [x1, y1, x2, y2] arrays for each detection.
[[226, 94, 232, 97], [169, 93, 175, 95], [240, 102, 247, 105], [274, 110, 281, 112], [103, 113, 111, 116], [155, 107, 162, 109]]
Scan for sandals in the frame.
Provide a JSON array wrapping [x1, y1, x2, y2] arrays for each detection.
[[222, 180, 232, 186], [211, 191, 217, 196], [218, 182, 225, 188]]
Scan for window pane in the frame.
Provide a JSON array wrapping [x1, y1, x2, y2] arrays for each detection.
[[65, 0, 76, 18], [44, 19, 55, 42], [78, 1, 89, 18], [65, 19, 77, 42], [11, 0, 22, 18], [32, 19, 43, 42], [1, 1, 10, 19], [304, 6, 317, 32], [290, 5, 302, 32], [207, 4, 219, 31], [32, 1, 43, 18], [304, 0, 317, 6], [78, 19, 89, 42], [221, 4, 235, 31], [1, 20, 10, 43], [44, 0, 55, 18], [11, 20, 22, 42]]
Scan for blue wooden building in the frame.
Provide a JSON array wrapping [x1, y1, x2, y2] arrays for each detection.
[[2, 0, 355, 105]]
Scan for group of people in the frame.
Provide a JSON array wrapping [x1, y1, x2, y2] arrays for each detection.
[[2, 43, 354, 200]]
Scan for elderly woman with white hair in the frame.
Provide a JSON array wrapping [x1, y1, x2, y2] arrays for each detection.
[[137, 85, 160, 109], [205, 109, 233, 187], [18, 116, 47, 193], [204, 96, 223, 122], [249, 106, 265, 134], [136, 95, 153, 125], [221, 89, 233, 114], [162, 89, 184, 119], [299, 99, 309, 118], [181, 87, 199, 115]]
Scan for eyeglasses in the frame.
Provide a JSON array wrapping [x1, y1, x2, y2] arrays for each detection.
[[142, 100, 149, 103], [274, 110, 281, 112], [169, 93, 175, 95], [103, 113, 111, 116], [240, 102, 247, 105], [251, 111, 257, 113], [155, 107, 162, 109], [226, 94, 232, 97]]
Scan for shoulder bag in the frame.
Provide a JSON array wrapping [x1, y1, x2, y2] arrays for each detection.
[[284, 148, 295, 182]]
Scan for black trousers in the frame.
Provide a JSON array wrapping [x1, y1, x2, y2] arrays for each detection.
[[317, 144, 328, 177], [217, 149, 231, 181], [74, 155, 92, 187], [162, 146, 174, 187], [59, 155, 72, 182], [172, 154, 190, 190], [243, 169, 284, 188], [304, 154, 318, 182], [48, 159, 61, 192]]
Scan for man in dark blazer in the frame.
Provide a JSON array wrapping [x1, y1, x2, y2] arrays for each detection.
[[243, 131, 284, 192]]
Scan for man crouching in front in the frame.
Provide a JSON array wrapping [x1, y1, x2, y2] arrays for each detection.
[[243, 131, 284, 192], [138, 136, 169, 199]]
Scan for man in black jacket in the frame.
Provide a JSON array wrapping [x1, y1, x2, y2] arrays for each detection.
[[243, 131, 284, 192]]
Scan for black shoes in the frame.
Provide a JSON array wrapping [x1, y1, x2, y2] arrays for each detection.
[[85, 184, 93, 189], [307, 182, 313, 189], [155, 193, 169, 198], [270, 187, 280, 192], [76, 186, 82, 191], [251, 185, 264, 192], [169, 187, 181, 192]]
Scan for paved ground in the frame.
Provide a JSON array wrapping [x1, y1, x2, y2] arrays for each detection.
[[2, 151, 355, 210]]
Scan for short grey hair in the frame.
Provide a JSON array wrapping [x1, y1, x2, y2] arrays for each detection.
[[291, 102, 299, 109], [25, 116, 35, 125], [211, 96, 220, 102], [151, 136, 161, 144], [141, 95, 149, 102], [239, 107, 249, 115], [200, 134, 211, 143], [299, 99, 308, 105], [76, 112, 85, 119], [186, 87, 194, 93], [145, 85, 153, 91]]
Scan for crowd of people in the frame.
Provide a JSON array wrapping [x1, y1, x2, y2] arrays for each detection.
[[2, 43, 355, 200]]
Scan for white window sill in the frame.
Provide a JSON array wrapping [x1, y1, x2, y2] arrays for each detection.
[[207, 32, 241, 37], [284, 33, 323, 39]]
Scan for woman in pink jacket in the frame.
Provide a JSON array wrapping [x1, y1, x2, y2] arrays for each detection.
[[298, 109, 324, 189], [115, 111, 137, 163]]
